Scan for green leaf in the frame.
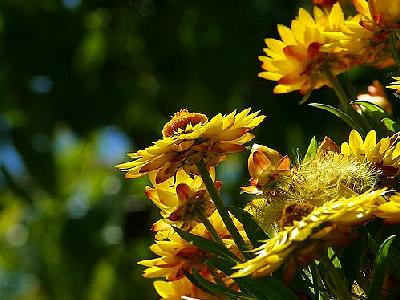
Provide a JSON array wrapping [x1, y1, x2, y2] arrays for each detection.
[[238, 276, 298, 300], [228, 207, 268, 248], [352, 100, 387, 120], [303, 136, 318, 163], [319, 253, 351, 300], [309, 103, 364, 134], [174, 227, 239, 263], [368, 235, 397, 300], [187, 269, 256, 300], [340, 229, 367, 288], [205, 258, 298, 300], [351, 100, 391, 135], [382, 118, 400, 133]]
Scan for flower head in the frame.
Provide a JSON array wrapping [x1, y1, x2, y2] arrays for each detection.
[[117, 108, 265, 183], [139, 211, 246, 280], [233, 190, 386, 279], [341, 130, 400, 176], [245, 149, 379, 235], [145, 169, 219, 232], [259, 3, 358, 94], [241, 144, 291, 195], [387, 76, 400, 94], [153, 277, 216, 300], [353, 0, 400, 30]]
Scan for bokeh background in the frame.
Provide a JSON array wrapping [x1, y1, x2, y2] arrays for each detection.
[[0, 0, 397, 299]]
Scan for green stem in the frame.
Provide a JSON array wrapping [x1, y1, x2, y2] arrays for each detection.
[[323, 67, 350, 111], [198, 212, 224, 245], [390, 31, 400, 69], [196, 160, 250, 259]]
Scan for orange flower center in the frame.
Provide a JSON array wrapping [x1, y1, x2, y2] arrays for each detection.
[[162, 109, 208, 138]]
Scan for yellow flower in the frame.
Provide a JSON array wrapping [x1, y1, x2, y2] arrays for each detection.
[[341, 130, 400, 176], [244, 146, 379, 235], [117, 108, 265, 183], [153, 277, 217, 300], [375, 193, 400, 223], [322, 0, 395, 68], [338, 0, 399, 67], [387, 76, 400, 94], [241, 144, 291, 195], [259, 3, 357, 95], [139, 211, 246, 280], [145, 169, 219, 232], [353, 0, 400, 30], [232, 190, 386, 279]]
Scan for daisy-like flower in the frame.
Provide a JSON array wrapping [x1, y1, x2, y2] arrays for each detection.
[[259, 3, 359, 95], [232, 190, 386, 279], [353, 0, 400, 32], [145, 169, 220, 232], [341, 130, 400, 176], [117, 109, 265, 184], [139, 212, 246, 280], [153, 277, 217, 300], [321, 0, 397, 68], [387, 77, 400, 94], [241, 144, 291, 195]]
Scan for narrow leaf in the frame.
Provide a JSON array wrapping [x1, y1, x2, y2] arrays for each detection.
[[238, 276, 298, 300], [368, 235, 397, 300], [382, 118, 400, 133], [309, 103, 364, 134], [340, 228, 367, 287], [188, 269, 256, 300], [229, 207, 268, 248], [175, 227, 239, 263]]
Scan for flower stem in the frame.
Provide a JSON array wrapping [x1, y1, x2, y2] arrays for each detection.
[[198, 212, 224, 245], [196, 160, 250, 259], [323, 67, 350, 110]]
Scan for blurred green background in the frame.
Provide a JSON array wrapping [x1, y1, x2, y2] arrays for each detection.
[[0, 0, 398, 299]]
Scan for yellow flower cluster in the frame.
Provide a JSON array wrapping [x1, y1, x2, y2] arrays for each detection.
[[259, 1, 399, 94], [139, 211, 246, 291], [341, 130, 400, 176], [117, 108, 263, 299], [233, 189, 400, 279], [238, 129, 400, 279]]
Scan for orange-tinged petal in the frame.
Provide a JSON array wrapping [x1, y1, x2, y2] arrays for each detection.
[[283, 45, 307, 61], [156, 163, 179, 184], [140, 153, 175, 173], [253, 151, 272, 175], [277, 156, 291, 171], [176, 183, 193, 202]]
